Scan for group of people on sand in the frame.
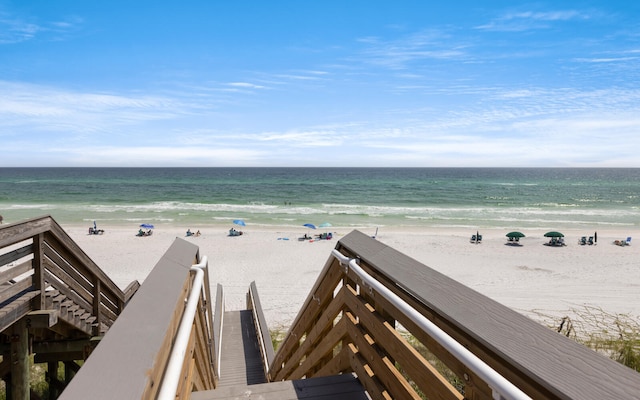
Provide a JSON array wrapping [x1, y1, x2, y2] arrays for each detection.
[[136, 229, 153, 237], [186, 229, 201, 237]]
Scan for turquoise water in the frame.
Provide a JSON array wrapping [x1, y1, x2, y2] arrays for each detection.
[[0, 168, 638, 229]]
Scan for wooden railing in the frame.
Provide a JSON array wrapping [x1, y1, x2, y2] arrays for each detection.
[[270, 230, 640, 400], [59, 238, 217, 400], [247, 281, 276, 381], [0, 215, 139, 336]]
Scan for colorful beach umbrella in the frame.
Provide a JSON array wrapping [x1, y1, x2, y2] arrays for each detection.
[[140, 223, 154, 229], [319, 222, 332, 228], [233, 219, 246, 227], [303, 223, 316, 230]]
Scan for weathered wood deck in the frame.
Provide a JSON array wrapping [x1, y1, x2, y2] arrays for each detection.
[[217, 310, 267, 387]]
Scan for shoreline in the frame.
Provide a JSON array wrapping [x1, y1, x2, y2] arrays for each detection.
[[64, 223, 640, 328]]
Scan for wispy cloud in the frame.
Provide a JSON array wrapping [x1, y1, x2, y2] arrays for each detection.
[[477, 9, 588, 32], [227, 82, 267, 89], [0, 81, 186, 136], [0, 14, 41, 43], [356, 30, 467, 69], [0, 11, 83, 44]]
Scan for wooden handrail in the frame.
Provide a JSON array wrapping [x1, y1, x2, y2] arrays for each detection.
[[59, 238, 217, 400], [213, 283, 224, 379], [247, 281, 275, 379]]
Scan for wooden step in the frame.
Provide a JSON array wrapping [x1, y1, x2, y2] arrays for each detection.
[[0, 290, 41, 333], [191, 373, 368, 400]]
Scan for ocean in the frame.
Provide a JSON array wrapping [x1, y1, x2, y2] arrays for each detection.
[[0, 167, 638, 230]]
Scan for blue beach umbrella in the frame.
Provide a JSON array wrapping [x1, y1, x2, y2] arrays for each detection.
[[233, 219, 246, 227], [140, 223, 154, 229], [318, 222, 332, 228], [303, 223, 316, 230]]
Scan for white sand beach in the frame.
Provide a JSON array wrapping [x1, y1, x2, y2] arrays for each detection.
[[67, 224, 640, 329]]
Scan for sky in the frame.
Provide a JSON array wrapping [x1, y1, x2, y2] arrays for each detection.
[[1, 1, 639, 167]]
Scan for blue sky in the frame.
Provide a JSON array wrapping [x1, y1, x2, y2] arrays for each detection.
[[1, 1, 639, 167]]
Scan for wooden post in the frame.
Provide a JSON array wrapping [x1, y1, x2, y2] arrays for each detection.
[[92, 279, 101, 336], [10, 319, 29, 400], [47, 361, 58, 400], [33, 233, 46, 310]]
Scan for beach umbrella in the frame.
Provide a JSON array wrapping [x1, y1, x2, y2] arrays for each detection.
[[319, 222, 332, 228], [233, 219, 246, 227], [594, 231, 597, 243], [140, 223, 154, 229], [544, 231, 564, 238], [303, 223, 316, 230], [506, 231, 525, 238]]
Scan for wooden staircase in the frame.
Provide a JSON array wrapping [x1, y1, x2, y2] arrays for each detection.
[[0, 215, 140, 397]]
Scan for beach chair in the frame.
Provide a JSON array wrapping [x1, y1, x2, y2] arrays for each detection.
[[579, 236, 587, 245], [626, 237, 632, 246], [587, 236, 594, 245], [228, 228, 242, 237]]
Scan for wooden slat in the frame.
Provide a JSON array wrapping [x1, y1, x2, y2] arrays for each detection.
[[0, 260, 33, 286], [289, 314, 348, 380], [193, 296, 215, 389], [270, 258, 344, 377], [43, 240, 95, 304], [343, 283, 464, 400], [346, 342, 392, 400], [275, 286, 346, 380], [45, 218, 124, 303], [191, 373, 369, 400], [0, 290, 40, 333], [248, 281, 276, 371], [312, 343, 352, 377], [0, 215, 51, 248], [344, 311, 421, 400], [0, 276, 34, 304], [0, 244, 33, 276]]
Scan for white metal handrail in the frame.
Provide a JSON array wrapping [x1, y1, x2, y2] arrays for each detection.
[[157, 256, 209, 400], [331, 249, 531, 400]]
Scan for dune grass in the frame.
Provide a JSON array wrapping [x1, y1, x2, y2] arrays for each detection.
[[536, 306, 640, 372]]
